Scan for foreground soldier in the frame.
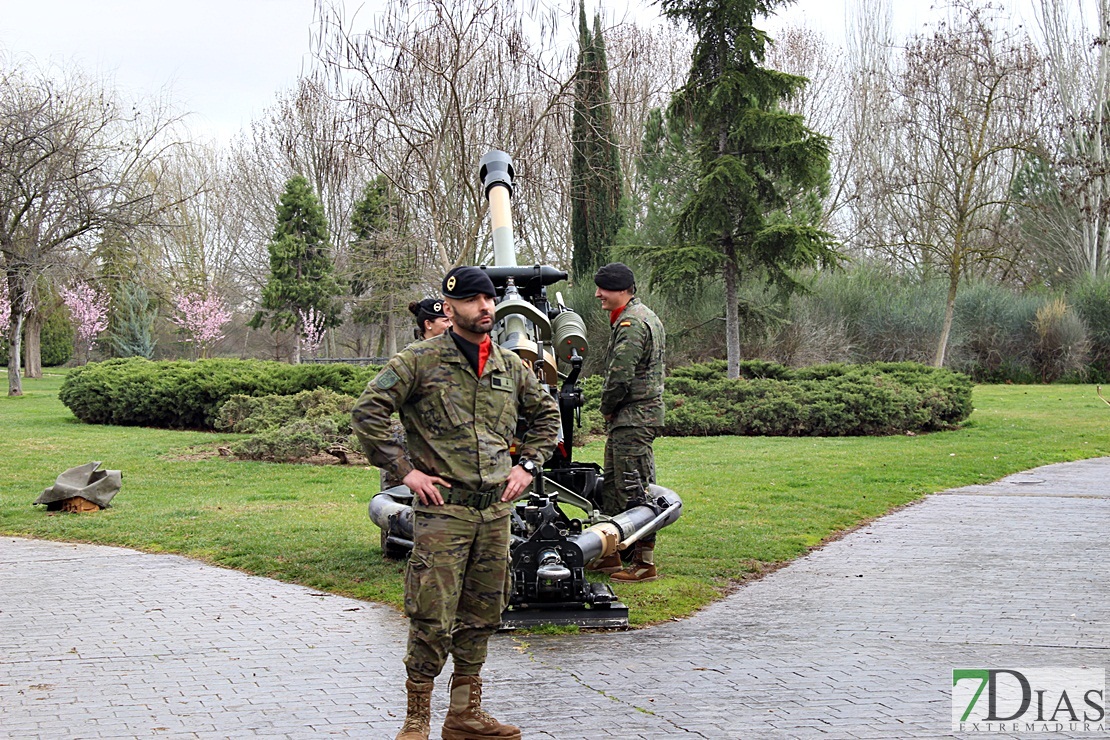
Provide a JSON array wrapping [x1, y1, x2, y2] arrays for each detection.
[[591, 262, 666, 582], [352, 266, 561, 740]]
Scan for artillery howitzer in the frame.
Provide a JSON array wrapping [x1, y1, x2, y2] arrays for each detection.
[[369, 150, 682, 629]]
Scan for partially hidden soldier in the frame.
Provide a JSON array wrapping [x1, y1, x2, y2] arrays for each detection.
[[352, 266, 561, 740], [590, 262, 666, 583], [380, 298, 453, 491]]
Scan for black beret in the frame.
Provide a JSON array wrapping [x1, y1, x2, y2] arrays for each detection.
[[443, 265, 496, 299], [593, 262, 636, 291], [409, 297, 446, 320]]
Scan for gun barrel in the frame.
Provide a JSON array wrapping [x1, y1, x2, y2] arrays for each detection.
[[572, 484, 683, 562], [479, 149, 516, 267]]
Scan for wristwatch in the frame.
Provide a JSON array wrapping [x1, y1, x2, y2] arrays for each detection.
[[519, 459, 539, 476]]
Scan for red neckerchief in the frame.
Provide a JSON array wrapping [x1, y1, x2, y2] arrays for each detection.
[[609, 302, 629, 325], [477, 335, 492, 377]]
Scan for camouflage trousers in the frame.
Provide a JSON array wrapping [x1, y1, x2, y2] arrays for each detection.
[[602, 425, 659, 545], [403, 508, 511, 681]]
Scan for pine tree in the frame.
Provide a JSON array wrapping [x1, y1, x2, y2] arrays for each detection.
[[647, 0, 841, 378], [570, 3, 624, 282], [250, 175, 344, 363]]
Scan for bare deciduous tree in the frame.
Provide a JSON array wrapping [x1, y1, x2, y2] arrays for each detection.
[[1035, 0, 1110, 278], [312, 0, 576, 277], [0, 57, 185, 395], [868, 3, 1047, 366]]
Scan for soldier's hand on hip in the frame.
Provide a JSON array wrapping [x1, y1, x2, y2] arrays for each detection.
[[403, 469, 448, 506], [502, 465, 534, 503]]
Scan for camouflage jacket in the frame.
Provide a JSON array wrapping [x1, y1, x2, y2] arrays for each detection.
[[600, 296, 665, 429], [351, 332, 561, 512]]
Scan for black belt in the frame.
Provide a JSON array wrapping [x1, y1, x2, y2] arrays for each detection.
[[437, 485, 502, 509]]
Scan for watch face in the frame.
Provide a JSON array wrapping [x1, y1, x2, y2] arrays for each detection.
[[522, 460, 535, 473]]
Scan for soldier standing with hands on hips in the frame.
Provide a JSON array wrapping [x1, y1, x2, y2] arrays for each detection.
[[351, 265, 561, 740], [591, 262, 666, 582]]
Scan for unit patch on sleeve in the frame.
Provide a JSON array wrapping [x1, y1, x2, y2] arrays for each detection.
[[373, 367, 400, 390]]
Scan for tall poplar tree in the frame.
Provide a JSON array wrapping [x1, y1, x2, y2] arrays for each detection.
[[250, 175, 343, 363], [570, 2, 624, 281], [649, 0, 840, 378]]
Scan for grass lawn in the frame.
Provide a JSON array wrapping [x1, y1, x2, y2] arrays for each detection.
[[1, 371, 1107, 626]]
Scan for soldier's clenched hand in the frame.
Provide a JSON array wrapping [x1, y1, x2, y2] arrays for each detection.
[[403, 469, 449, 506], [501, 465, 534, 503]]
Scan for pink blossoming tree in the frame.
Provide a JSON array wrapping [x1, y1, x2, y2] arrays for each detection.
[[61, 281, 110, 365], [0, 280, 10, 338], [298, 307, 327, 359], [170, 292, 232, 359]]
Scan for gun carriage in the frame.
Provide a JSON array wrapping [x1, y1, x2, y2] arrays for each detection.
[[369, 151, 682, 628]]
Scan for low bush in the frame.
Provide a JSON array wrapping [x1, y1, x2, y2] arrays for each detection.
[[216, 389, 356, 462], [661, 360, 972, 437], [59, 358, 377, 429]]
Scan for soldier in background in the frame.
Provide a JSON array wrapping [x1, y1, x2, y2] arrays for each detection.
[[352, 266, 561, 740], [591, 262, 666, 583], [408, 297, 451, 341], [379, 299, 452, 491]]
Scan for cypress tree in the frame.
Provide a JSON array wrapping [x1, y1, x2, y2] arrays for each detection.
[[570, 3, 624, 282]]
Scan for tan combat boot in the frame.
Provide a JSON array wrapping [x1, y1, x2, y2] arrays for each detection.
[[610, 541, 658, 582], [441, 674, 521, 740], [395, 678, 434, 740], [586, 552, 622, 574]]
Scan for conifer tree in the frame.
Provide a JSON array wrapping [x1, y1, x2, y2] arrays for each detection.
[[570, 2, 624, 281], [647, 0, 840, 378], [250, 175, 343, 363], [107, 282, 157, 359], [348, 175, 416, 357]]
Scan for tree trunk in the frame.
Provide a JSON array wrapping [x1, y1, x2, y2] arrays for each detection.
[[7, 312, 24, 396], [723, 237, 741, 379], [934, 268, 960, 368], [23, 309, 43, 379], [385, 295, 397, 358]]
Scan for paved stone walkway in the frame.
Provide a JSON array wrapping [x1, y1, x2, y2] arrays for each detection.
[[2, 458, 1108, 739]]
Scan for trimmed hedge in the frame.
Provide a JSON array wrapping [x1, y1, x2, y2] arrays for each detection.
[[59, 358, 378, 429], [59, 357, 971, 439], [660, 360, 972, 436]]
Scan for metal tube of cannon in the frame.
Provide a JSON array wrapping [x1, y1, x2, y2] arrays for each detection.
[[368, 486, 415, 540], [479, 150, 516, 268], [572, 484, 683, 563]]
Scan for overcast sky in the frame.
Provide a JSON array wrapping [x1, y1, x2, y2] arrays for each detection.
[[0, 0, 1040, 143]]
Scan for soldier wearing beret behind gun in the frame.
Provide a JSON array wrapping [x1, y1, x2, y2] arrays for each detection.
[[589, 262, 666, 583]]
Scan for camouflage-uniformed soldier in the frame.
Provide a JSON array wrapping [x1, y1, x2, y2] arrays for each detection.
[[379, 298, 451, 491], [591, 262, 665, 583], [352, 266, 560, 740]]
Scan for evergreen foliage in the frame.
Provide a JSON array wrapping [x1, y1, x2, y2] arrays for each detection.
[[58, 358, 377, 429], [215, 388, 356, 462], [250, 175, 344, 340], [107, 282, 157, 359], [570, 2, 624, 281], [38, 308, 75, 366], [645, 0, 840, 377], [348, 175, 418, 354]]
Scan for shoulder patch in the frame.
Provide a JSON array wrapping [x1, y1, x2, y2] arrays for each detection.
[[619, 320, 632, 327], [372, 367, 401, 390]]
